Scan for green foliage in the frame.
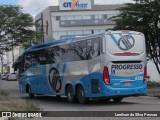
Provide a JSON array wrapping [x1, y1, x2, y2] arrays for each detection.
[[0, 5, 41, 54], [111, 0, 160, 74], [25, 101, 41, 111], [147, 81, 160, 88], [0, 90, 9, 96], [0, 90, 41, 111]]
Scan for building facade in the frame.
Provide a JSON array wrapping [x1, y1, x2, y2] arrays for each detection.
[[6, 46, 24, 73], [35, 0, 123, 42]]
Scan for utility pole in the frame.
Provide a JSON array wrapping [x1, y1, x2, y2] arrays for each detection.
[[11, 38, 15, 73], [12, 38, 14, 66], [0, 55, 3, 74]]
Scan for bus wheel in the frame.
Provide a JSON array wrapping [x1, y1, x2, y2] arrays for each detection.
[[76, 86, 88, 104], [27, 86, 34, 98], [113, 97, 123, 102], [66, 85, 76, 103]]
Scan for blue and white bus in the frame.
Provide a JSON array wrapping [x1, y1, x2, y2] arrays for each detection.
[[15, 30, 147, 103]]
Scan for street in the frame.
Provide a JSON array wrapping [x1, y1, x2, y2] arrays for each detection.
[[0, 80, 160, 112], [0, 80, 160, 120]]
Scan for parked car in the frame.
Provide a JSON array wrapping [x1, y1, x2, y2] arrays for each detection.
[[1, 74, 7, 80], [6, 73, 17, 81]]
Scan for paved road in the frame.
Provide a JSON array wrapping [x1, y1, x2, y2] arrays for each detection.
[[0, 80, 160, 119]]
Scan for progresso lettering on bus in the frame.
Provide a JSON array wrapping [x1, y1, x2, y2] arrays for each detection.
[[111, 64, 143, 70]]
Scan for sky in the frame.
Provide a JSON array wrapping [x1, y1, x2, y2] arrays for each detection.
[[0, 0, 134, 16]]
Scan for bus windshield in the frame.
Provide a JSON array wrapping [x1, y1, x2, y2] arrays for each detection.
[[106, 33, 145, 55]]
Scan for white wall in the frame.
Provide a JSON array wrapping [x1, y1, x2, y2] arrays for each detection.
[[7, 47, 20, 73], [50, 10, 118, 40], [147, 60, 160, 82]]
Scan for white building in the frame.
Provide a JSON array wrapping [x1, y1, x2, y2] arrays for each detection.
[[35, 0, 123, 41], [7, 46, 24, 73], [147, 60, 160, 82]]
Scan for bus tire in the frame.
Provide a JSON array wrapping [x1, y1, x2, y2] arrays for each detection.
[[27, 86, 34, 98], [113, 97, 123, 102], [66, 85, 76, 103], [76, 86, 88, 104]]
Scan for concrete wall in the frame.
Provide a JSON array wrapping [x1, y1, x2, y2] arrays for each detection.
[[147, 60, 160, 82], [7, 47, 19, 73]]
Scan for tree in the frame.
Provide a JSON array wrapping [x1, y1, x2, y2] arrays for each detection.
[[111, 0, 160, 74], [0, 5, 41, 73], [0, 5, 40, 54]]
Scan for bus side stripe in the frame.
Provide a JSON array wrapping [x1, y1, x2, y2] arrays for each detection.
[[56, 63, 60, 70], [109, 34, 118, 45], [118, 33, 122, 37], [61, 64, 67, 81]]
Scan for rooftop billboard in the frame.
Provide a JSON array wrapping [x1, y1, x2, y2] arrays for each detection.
[[59, 0, 92, 10]]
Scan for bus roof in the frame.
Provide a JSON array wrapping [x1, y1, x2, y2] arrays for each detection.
[[22, 30, 144, 54], [106, 30, 143, 35], [14, 30, 143, 69], [25, 33, 105, 53]]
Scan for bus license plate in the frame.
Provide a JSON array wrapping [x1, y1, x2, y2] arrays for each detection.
[[124, 82, 131, 86]]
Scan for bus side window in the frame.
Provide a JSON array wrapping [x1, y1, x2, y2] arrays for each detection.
[[24, 51, 39, 70], [61, 44, 74, 62], [36, 49, 48, 65], [87, 37, 100, 59], [47, 46, 63, 63], [54, 46, 64, 63], [73, 40, 88, 61], [20, 57, 25, 76], [24, 53, 32, 70]]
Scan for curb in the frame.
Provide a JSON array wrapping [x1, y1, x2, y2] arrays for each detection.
[[147, 88, 160, 97]]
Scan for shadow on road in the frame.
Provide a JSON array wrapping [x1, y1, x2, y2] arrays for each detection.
[[20, 95, 137, 106]]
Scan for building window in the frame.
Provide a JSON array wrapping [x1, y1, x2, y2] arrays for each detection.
[[53, 32, 61, 40], [100, 29, 105, 33], [67, 15, 75, 20], [61, 21, 65, 25], [71, 21, 75, 24], [103, 14, 108, 19], [91, 15, 95, 19], [94, 29, 100, 34], [75, 30, 83, 35], [107, 14, 115, 19], [60, 31, 68, 38], [75, 15, 83, 20], [83, 15, 91, 20], [95, 15, 99, 19], [68, 31, 75, 36], [56, 16, 60, 21], [85, 30, 92, 34], [35, 20, 42, 32], [99, 14, 103, 19], [95, 14, 103, 19], [61, 16, 67, 20]]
